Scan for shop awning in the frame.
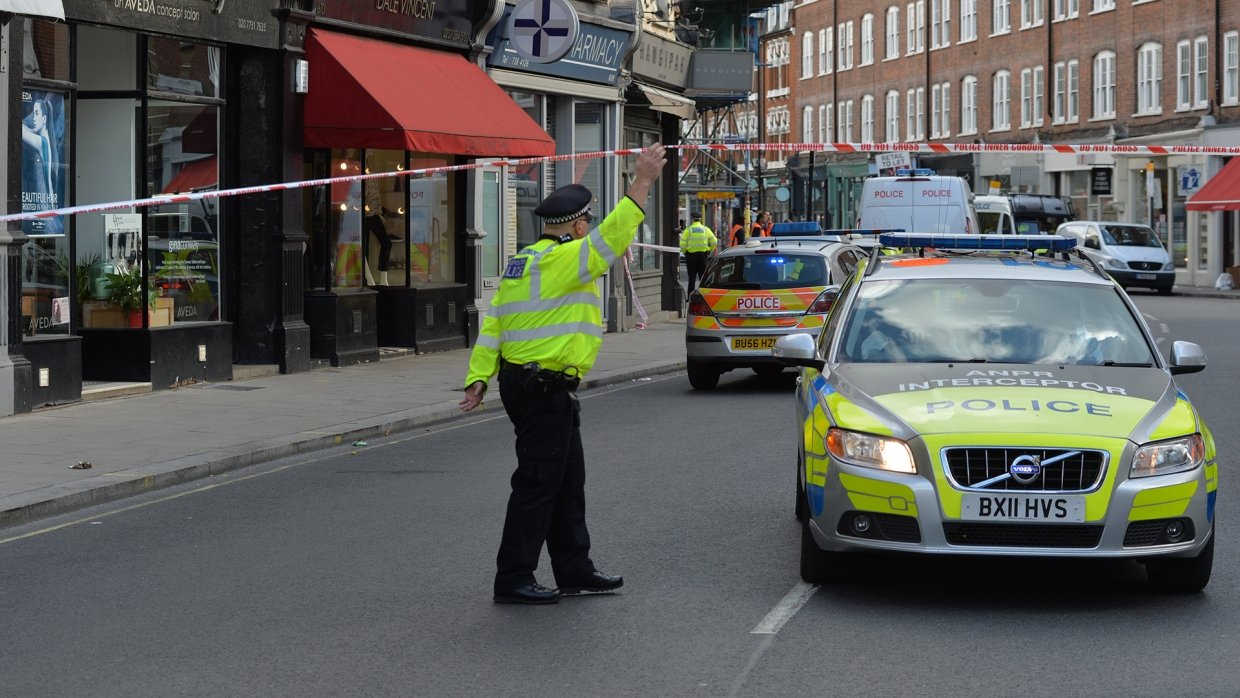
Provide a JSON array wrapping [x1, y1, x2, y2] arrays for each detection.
[[1187, 157, 1240, 211], [0, 0, 64, 20], [162, 156, 218, 194], [633, 83, 697, 120], [304, 29, 554, 157]]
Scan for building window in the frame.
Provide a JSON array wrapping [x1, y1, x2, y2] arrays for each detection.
[[1092, 0, 1114, 11], [993, 70, 1011, 130], [1054, 61, 1067, 121], [886, 90, 901, 141], [803, 105, 815, 142], [819, 104, 830, 142], [802, 31, 814, 79], [1136, 43, 1161, 115], [1053, 0, 1078, 19], [861, 95, 875, 142], [837, 100, 854, 142], [1020, 66, 1044, 127], [861, 14, 875, 65], [1194, 36, 1209, 109], [1020, 0, 1043, 28], [930, 0, 951, 48], [1176, 40, 1192, 110], [1067, 59, 1079, 121], [1226, 32, 1239, 105], [906, 88, 916, 140], [819, 28, 832, 74], [836, 23, 848, 70], [906, 1, 926, 54], [1093, 51, 1116, 119], [960, 0, 977, 41], [993, 0, 1011, 34], [886, 6, 901, 58], [961, 75, 978, 134], [914, 88, 925, 139]]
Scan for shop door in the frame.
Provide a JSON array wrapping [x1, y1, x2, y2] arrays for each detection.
[[477, 164, 504, 311]]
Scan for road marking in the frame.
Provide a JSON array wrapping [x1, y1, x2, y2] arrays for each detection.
[[750, 581, 818, 634]]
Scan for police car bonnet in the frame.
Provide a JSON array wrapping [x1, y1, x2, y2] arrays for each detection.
[[535, 184, 593, 224]]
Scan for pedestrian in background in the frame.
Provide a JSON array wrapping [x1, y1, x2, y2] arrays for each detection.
[[680, 210, 717, 293], [458, 144, 668, 605], [727, 211, 746, 247], [751, 209, 771, 240]]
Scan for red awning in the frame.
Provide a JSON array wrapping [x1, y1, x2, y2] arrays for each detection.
[[1187, 157, 1240, 211], [162, 156, 218, 194], [304, 30, 555, 158]]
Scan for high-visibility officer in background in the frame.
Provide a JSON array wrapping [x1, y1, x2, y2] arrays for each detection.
[[458, 144, 667, 605], [679, 209, 717, 292]]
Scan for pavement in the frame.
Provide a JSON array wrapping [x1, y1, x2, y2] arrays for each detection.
[[1, 283, 1236, 531], [0, 314, 688, 530]]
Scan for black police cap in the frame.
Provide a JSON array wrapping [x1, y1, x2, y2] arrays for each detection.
[[534, 184, 593, 224]]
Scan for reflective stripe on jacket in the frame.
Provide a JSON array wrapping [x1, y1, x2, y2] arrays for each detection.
[[464, 196, 646, 387], [680, 222, 717, 253]]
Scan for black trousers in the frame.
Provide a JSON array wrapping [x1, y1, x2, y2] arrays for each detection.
[[685, 251, 709, 292], [365, 215, 393, 271], [495, 365, 594, 592]]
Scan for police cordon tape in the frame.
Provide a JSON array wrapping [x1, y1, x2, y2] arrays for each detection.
[[5, 140, 1238, 225]]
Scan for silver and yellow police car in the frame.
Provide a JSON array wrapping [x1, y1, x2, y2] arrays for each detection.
[[685, 224, 869, 390], [775, 232, 1216, 593]]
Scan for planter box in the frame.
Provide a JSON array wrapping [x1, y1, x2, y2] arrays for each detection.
[[83, 298, 175, 328]]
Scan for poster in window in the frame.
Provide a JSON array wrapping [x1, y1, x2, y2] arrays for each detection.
[[21, 89, 66, 237]]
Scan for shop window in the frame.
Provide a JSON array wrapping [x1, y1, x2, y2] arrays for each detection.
[[575, 102, 605, 201], [328, 149, 364, 290], [508, 91, 544, 252], [146, 102, 220, 323], [625, 129, 662, 272], [22, 18, 69, 81], [407, 154, 455, 284], [482, 171, 502, 278], [147, 37, 220, 98], [21, 26, 71, 337], [362, 150, 408, 287]]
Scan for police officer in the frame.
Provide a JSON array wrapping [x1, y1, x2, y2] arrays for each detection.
[[679, 210, 717, 292], [458, 144, 668, 605]]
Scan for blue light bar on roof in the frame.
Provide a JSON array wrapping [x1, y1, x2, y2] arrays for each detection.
[[830, 228, 906, 236], [893, 168, 935, 177], [770, 221, 821, 236], [877, 232, 1077, 252]]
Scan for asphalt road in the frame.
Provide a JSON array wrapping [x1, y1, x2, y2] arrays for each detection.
[[0, 293, 1236, 697]]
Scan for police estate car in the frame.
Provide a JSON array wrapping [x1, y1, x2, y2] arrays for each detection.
[[685, 228, 867, 390], [774, 233, 1216, 593]]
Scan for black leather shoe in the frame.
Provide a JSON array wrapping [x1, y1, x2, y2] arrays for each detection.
[[560, 571, 624, 596], [493, 584, 561, 605]]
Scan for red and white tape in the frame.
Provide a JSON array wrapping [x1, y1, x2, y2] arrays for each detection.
[[4, 141, 1234, 225]]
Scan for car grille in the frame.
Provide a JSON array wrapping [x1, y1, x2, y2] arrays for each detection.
[[943, 523, 1103, 548], [944, 447, 1106, 492], [1128, 261, 1162, 271]]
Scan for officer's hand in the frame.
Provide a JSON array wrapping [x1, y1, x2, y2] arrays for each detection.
[[459, 381, 486, 412], [636, 144, 667, 182]]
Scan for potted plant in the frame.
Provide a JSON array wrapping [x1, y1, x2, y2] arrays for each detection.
[[103, 264, 147, 328]]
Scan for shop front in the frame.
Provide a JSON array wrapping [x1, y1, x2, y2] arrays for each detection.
[[301, 3, 554, 364], [484, 4, 632, 330], [624, 28, 693, 321], [10, 0, 283, 409]]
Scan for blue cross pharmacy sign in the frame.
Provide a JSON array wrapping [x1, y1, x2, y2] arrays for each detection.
[[1178, 166, 1203, 195], [507, 0, 580, 64]]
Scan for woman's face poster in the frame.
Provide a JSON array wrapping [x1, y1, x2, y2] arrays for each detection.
[[21, 89, 67, 237]]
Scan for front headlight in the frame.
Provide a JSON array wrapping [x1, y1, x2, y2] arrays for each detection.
[[1130, 434, 1204, 478], [1105, 257, 1128, 270], [826, 428, 916, 474]]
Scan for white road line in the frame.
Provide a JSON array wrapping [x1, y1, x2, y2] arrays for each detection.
[[750, 581, 819, 635]]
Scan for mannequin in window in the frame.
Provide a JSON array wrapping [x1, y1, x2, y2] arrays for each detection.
[[364, 180, 405, 285]]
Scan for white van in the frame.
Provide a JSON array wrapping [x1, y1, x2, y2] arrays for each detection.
[[1056, 220, 1175, 295], [973, 195, 1017, 235], [856, 169, 980, 235]]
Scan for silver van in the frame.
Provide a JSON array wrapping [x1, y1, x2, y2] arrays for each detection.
[[1056, 221, 1174, 295]]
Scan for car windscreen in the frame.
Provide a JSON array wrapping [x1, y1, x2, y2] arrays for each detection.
[[837, 278, 1156, 365], [702, 252, 829, 290], [1100, 225, 1164, 248]]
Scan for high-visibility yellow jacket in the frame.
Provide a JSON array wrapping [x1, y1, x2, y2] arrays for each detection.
[[679, 221, 717, 253], [464, 196, 646, 387]]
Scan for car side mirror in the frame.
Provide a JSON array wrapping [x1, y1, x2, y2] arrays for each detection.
[[773, 333, 825, 371], [1085, 237, 1100, 250], [1169, 340, 1206, 375]]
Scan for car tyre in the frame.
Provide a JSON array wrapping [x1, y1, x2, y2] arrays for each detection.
[[1157, 285, 1174, 296], [753, 365, 784, 377], [687, 361, 720, 390], [1145, 528, 1213, 594], [800, 516, 844, 583]]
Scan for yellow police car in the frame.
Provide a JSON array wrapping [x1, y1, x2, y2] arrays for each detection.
[[775, 233, 1217, 593], [685, 225, 868, 389]]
